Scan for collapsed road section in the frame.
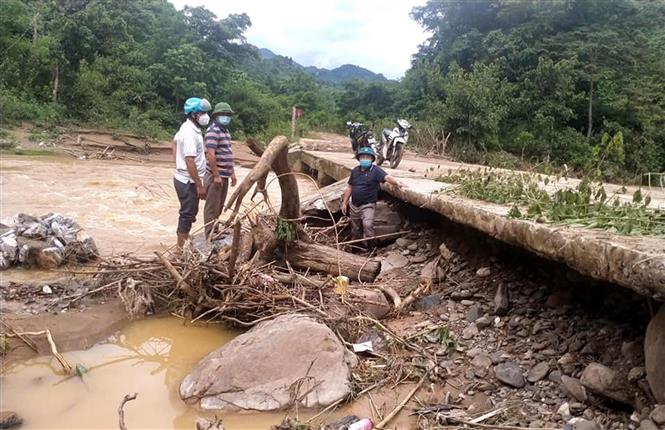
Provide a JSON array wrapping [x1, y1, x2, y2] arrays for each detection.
[[294, 148, 665, 301]]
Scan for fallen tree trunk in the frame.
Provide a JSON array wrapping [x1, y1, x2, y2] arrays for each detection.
[[285, 241, 381, 283], [225, 136, 300, 224]]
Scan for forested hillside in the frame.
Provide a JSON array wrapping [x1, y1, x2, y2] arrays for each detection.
[[0, 0, 341, 140], [1, 0, 664, 178], [399, 0, 665, 177]]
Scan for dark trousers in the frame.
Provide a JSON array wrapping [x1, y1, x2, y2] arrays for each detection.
[[174, 178, 199, 234], [203, 175, 229, 238]]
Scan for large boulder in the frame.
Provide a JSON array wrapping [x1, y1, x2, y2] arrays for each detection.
[[645, 304, 665, 403], [180, 314, 357, 411]]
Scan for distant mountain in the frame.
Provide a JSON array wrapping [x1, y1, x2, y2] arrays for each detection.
[[258, 48, 277, 60], [258, 48, 388, 84]]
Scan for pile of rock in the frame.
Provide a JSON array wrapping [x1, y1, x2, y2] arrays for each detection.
[[0, 213, 98, 270]]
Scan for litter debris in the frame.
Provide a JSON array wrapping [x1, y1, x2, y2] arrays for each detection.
[[352, 341, 374, 353], [0, 213, 98, 270]]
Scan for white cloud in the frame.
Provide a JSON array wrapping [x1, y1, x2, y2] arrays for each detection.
[[168, 0, 429, 79]]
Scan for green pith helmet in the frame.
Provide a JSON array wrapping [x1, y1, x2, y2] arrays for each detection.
[[212, 102, 234, 115], [355, 146, 376, 161]]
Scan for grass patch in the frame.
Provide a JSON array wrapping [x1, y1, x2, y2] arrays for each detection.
[[436, 169, 665, 236], [0, 147, 54, 156]]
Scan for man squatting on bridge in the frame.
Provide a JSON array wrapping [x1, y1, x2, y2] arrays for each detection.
[[341, 147, 406, 248]]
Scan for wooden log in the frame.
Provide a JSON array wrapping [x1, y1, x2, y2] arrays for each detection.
[[272, 141, 300, 221], [246, 138, 270, 203], [252, 217, 279, 264], [228, 220, 242, 279], [237, 225, 254, 264], [285, 240, 381, 282], [225, 136, 289, 224]]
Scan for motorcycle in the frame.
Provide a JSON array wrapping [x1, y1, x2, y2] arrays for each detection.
[[346, 121, 379, 156], [379, 118, 411, 169]]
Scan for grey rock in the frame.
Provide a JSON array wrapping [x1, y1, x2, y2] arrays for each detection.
[[465, 305, 482, 323], [568, 418, 598, 430], [490, 351, 506, 365], [650, 405, 665, 425], [380, 251, 409, 274], [494, 283, 510, 316], [549, 370, 563, 383], [413, 293, 442, 311], [475, 316, 491, 330], [395, 238, 412, 248], [476, 267, 491, 277], [439, 243, 454, 260], [527, 362, 550, 383], [581, 362, 633, 406], [561, 375, 588, 402], [462, 324, 479, 340], [420, 260, 437, 282], [622, 340, 644, 366], [558, 402, 572, 421], [460, 299, 475, 306], [451, 290, 473, 300], [411, 254, 427, 264], [348, 288, 391, 319], [645, 305, 665, 403], [569, 402, 586, 414], [639, 420, 659, 430], [495, 362, 525, 388], [179, 314, 357, 411], [407, 242, 419, 251], [628, 367, 646, 383], [471, 352, 492, 369]]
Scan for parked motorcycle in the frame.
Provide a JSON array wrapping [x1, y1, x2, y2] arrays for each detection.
[[346, 121, 379, 155], [379, 119, 411, 169]]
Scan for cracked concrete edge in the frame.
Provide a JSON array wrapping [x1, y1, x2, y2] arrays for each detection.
[[293, 149, 665, 301]]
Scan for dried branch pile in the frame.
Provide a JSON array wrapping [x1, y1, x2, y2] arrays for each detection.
[[95, 136, 381, 327]]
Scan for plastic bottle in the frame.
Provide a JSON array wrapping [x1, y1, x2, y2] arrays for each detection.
[[346, 418, 373, 430]]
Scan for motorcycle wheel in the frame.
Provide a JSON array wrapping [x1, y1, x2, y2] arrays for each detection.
[[389, 144, 404, 169]]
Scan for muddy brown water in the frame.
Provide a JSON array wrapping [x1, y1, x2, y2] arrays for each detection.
[[0, 154, 318, 259], [0, 317, 311, 429]]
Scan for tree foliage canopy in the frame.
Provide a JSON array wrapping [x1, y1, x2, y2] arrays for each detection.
[[1, 0, 663, 177]]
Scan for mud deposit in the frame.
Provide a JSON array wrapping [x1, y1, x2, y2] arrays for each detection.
[[0, 317, 306, 429]]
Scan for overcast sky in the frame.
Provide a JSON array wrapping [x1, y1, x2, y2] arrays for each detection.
[[169, 0, 429, 80]]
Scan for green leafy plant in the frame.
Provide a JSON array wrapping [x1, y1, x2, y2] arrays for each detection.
[[424, 326, 458, 357], [437, 169, 665, 236], [275, 219, 297, 242]]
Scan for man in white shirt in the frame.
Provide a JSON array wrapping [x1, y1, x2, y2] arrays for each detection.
[[173, 97, 212, 250]]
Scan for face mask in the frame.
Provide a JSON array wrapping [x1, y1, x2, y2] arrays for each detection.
[[197, 113, 210, 126], [216, 115, 231, 126], [359, 159, 372, 169]]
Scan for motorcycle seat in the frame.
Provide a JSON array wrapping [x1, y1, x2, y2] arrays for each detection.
[[382, 128, 392, 140]]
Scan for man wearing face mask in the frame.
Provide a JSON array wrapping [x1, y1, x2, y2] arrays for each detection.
[[340, 147, 406, 248], [173, 97, 212, 250], [203, 102, 238, 239]]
